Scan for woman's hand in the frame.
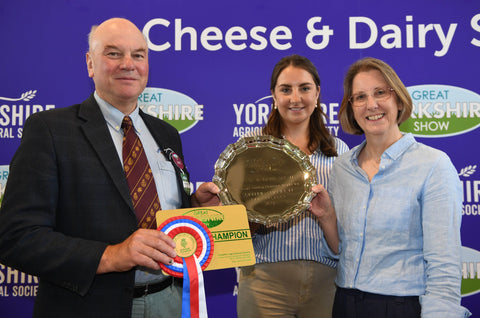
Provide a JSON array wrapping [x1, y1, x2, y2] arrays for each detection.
[[308, 184, 339, 254]]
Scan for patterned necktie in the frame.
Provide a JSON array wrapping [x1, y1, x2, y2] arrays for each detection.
[[121, 116, 161, 229]]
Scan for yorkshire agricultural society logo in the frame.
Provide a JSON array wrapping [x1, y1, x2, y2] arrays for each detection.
[[400, 85, 480, 137], [232, 95, 342, 138], [138, 87, 203, 134], [0, 90, 55, 139], [455, 164, 480, 297]]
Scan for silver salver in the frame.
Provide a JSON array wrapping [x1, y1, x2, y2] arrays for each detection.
[[213, 135, 318, 226]]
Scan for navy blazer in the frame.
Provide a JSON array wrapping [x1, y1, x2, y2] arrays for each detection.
[[0, 94, 191, 317]]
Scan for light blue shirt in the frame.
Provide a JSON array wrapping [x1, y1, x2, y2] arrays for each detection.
[[95, 93, 181, 284], [329, 133, 471, 317], [251, 136, 349, 266]]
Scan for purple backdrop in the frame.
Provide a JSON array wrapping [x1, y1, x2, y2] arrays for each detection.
[[1, 0, 479, 316]]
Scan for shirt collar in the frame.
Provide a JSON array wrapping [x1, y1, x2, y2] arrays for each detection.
[[351, 133, 416, 163], [94, 91, 141, 133], [384, 133, 416, 160]]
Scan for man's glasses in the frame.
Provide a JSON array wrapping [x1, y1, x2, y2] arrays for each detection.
[[349, 87, 395, 107]]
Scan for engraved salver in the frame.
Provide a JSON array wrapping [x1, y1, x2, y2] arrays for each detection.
[[213, 135, 318, 226]]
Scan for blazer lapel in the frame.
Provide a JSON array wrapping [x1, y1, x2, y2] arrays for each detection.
[[78, 95, 135, 212]]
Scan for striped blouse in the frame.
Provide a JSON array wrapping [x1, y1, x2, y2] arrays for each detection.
[[252, 137, 349, 267]]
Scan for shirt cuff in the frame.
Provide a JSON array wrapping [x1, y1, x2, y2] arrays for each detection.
[[419, 295, 471, 318], [320, 234, 340, 259]]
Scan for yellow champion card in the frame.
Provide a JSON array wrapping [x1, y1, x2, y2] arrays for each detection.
[[156, 205, 256, 271]]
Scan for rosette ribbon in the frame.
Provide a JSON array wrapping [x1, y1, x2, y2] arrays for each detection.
[[157, 216, 214, 318]]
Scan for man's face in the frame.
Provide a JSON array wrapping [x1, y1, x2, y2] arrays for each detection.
[[86, 19, 149, 112]]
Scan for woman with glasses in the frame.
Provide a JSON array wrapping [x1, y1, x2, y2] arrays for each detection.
[[310, 57, 471, 317]]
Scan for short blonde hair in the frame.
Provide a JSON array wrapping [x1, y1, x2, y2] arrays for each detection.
[[339, 57, 412, 135]]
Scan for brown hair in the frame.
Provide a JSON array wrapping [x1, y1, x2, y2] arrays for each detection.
[[339, 57, 412, 135], [263, 54, 337, 156]]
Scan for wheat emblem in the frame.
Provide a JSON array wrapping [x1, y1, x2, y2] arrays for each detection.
[[0, 90, 37, 102], [459, 165, 477, 177]]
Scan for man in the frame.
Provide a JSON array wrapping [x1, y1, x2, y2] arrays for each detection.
[[0, 18, 219, 318]]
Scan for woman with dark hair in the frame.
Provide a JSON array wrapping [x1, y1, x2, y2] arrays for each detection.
[[311, 57, 471, 317], [236, 54, 348, 318]]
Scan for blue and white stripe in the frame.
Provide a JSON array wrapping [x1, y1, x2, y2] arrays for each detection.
[[252, 137, 349, 267]]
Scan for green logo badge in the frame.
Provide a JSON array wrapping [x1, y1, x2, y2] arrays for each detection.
[[138, 87, 204, 134], [183, 208, 225, 228], [461, 246, 480, 297], [400, 85, 480, 137]]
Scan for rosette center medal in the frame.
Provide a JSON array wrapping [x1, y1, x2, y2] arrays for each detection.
[[175, 232, 197, 258]]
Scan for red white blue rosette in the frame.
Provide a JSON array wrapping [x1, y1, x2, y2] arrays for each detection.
[[157, 216, 213, 317], [157, 215, 214, 277]]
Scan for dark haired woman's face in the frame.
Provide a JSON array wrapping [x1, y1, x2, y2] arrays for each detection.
[[272, 66, 319, 130]]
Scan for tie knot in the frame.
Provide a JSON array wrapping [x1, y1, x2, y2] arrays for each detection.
[[121, 116, 133, 130]]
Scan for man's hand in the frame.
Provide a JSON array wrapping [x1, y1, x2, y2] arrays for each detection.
[[191, 182, 220, 207], [97, 229, 177, 274]]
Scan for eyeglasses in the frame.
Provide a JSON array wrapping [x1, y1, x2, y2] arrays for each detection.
[[349, 87, 395, 107]]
